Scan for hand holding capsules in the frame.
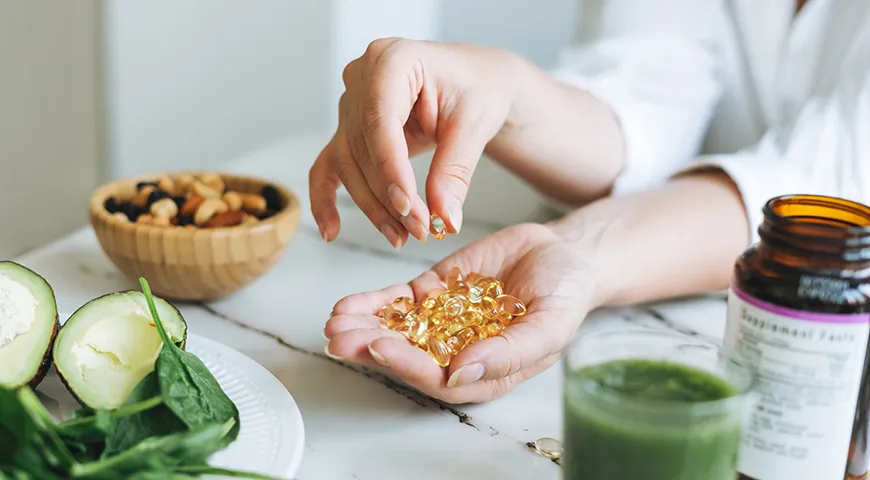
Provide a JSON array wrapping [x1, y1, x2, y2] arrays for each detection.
[[323, 223, 596, 403], [308, 38, 537, 250]]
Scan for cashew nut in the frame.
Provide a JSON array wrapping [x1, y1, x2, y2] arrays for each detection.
[[194, 198, 229, 226], [150, 197, 178, 219], [191, 180, 221, 199], [157, 175, 175, 196], [241, 194, 267, 215], [222, 191, 243, 211], [198, 172, 225, 193]]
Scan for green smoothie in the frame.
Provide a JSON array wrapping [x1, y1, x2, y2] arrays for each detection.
[[563, 359, 744, 480]]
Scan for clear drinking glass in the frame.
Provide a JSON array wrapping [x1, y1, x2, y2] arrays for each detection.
[[562, 328, 755, 480]]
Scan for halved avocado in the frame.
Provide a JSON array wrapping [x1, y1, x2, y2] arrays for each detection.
[[0, 261, 59, 389], [53, 290, 187, 410]]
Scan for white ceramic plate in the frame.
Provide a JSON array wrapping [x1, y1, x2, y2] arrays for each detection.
[[37, 314, 305, 479]]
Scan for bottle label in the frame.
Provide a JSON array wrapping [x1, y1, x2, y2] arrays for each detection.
[[726, 285, 870, 480]]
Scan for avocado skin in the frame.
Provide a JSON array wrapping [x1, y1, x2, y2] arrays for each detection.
[[0, 261, 59, 390], [27, 313, 59, 389]]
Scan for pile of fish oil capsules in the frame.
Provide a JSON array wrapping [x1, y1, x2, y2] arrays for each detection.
[[377, 266, 527, 367]]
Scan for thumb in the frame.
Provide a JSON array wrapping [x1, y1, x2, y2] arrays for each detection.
[[445, 313, 569, 388], [426, 121, 490, 234]]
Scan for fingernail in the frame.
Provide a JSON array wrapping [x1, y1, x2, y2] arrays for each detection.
[[401, 215, 428, 242], [388, 184, 411, 216], [368, 343, 388, 366], [447, 363, 484, 388], [445, 198, 463, 233], [380, 224, 402, 252], [324, 344, 343, 360], [319, 224, 329, 243]]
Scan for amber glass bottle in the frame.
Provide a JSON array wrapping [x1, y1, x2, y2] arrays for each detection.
[[726, 195, 870, 480]]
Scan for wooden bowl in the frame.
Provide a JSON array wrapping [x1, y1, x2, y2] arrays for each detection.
[[88, 171, 300, 301]]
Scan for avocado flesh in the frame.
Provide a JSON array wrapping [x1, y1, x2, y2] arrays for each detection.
[[0, 261, 59, 389], [53, 291, 187, 410]]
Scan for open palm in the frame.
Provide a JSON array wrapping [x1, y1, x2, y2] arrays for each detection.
[[324, 223, 594, 404]]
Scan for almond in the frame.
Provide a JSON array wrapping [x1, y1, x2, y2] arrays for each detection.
[[180, 194, 205, 216], [204, 210, 245, 228]]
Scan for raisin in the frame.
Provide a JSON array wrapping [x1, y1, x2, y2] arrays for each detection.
[[261, 185, 281, 211], [258, 209, 278, 220], [122, 203, 143, 222], [136, 181, 158, 191], [104, 196, 122, 214], [177, 214, 194, 226], [172, 195, 187, 210], [147, 189, 170, 208]]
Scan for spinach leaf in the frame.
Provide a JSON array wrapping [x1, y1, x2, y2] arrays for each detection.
[[71, 419, 235, 478], [0, 388, 69, 480], [129, 473, 197, 480], [139, 278, 240, 444], [0, 465, 35, 480], [0, 387, 34, 463], [14, 388, 77, 471], [102, 372, 186, 457], [56, 409, 115, 441], [176, 465, 288, 479]]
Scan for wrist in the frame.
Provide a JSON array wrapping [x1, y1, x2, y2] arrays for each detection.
[[500, 55, 547, 132], [546, 203, 626, 309]]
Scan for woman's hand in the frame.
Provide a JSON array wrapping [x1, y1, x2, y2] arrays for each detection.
[[322, 223, 597, 404], [308, 38, 531, 250]]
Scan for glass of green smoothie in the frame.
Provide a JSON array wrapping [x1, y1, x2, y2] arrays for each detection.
[[562, 328, 754, 480]]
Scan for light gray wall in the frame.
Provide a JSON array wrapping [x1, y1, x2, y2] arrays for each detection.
[[440, 0, 579, 68], [102, 0, 579, 179], [0, 1, 102, 257], [103, 0, 332, 179]]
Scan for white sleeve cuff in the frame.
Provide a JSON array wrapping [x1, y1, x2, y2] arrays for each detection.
[[550, 70, 656, 197]]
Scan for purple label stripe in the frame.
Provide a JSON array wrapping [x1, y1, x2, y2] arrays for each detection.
[[731, 284, 870, 324]]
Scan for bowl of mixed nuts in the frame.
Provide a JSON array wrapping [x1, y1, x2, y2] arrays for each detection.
[[88, 171, 300, 301]]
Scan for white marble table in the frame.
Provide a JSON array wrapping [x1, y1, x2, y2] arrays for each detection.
[[14, 132, 730, 480]]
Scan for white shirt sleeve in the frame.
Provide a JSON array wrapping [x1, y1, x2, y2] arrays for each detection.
[[677, 73, 870, 244], [551, 0, 729, 195]]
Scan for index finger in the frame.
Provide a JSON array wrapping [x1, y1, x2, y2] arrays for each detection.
[[359, 53, 427, 223]]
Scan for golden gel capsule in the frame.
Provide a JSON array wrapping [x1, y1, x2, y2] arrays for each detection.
[[408, 318, 429, 345], [495, 310, 513, 327], [484, 282, 504, 299], [428, 310, 446, 327], [468, 285, 484, 303], [449, 326, 479, 352], [461, 309, 484, 327], [391, 296, 414, 314], [483, 319, 504, 337], [444, 295, 467, 316], [431, 214, 447, 240], [405, 306, 426, 323], [497, 294, 527, 317], [479, 296, 499, 318], [427, 334, 453, 367], [380, 306, 405, 329], [447, 266, 463, 289]]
